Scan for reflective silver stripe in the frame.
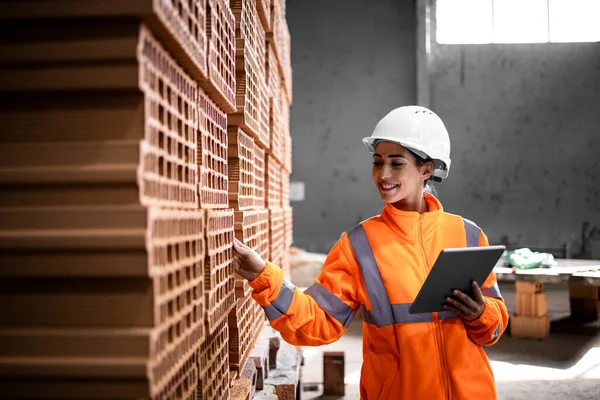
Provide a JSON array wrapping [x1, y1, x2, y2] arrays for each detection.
[[263, 304, 282, 321], [486, 324, 501, 344], [392, 304, 436, 323], [347, 225, 394, 327], [463, 218, 481, 247], [362, 305, 459, 325], [438, 310, 459, 320], [304, 283, 356, 328], [482, 282, 503, 300], [262, 279, 296, 321]]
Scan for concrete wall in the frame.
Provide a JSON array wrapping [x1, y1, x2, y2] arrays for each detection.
[[429, 43, 600, 258], [287, 1, 600, 258], [286, 0, 417, 253]]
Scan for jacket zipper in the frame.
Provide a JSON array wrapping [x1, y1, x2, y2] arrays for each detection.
[[418, 215, 450, 399]]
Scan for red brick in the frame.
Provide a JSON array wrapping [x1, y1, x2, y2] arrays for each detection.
[[510, 314, 550, 340], [203, 0, 237, 113], [256, 0, 272, 32], [254, 144, 267, 208], [198, 89, 229, 209], [198, 320, 230, 400], [266, 155, 282, 208], [228, 127, 256, 210], [205, 209, 236, 334], [228, 293, 256, 372], [0, 1, 209, 83], [268, 208, 285, 268]]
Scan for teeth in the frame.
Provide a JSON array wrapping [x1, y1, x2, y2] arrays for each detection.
[[381, 184, 398, 190]]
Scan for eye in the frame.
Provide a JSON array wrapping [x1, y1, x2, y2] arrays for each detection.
[[392, 163, 404, 167], [372, 161, 383, 166]]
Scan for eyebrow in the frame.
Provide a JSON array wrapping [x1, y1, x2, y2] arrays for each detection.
[[373, 153, 407, 158]]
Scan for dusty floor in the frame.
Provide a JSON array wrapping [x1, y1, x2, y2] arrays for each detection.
[[299, 283, 600, 399]]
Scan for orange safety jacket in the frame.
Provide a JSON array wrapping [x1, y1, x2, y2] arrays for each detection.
[[249, 194, 508, 399]]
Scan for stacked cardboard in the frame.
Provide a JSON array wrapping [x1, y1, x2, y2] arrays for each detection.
[[0, 0, 291, 398], [511, 281, 550, 340]]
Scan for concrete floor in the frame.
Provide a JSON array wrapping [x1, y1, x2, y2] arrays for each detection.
[[299, 283, 600, 399]]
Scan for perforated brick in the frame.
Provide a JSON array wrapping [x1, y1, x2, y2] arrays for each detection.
[[0, 207, 205, 398], [269, 207, 285, 268], [256, 209, 270, 261], [251, 301, 267, 341], [256, 0, 272, 32], [283, 131, 292, 174], [205, 209, 236, 334], [268, 0, 284, 75], [266, 47, 285, 164], [283, 206, 293, 250], [0, 26, 199, 209], [233, 208, 264, 299], [153, 351, 198, 400], [229, 46, 269, 149], [281, 171, 290, 208], [281, 91, 292, 174], [254, 144, 266, 208], [198, 89, 229, 209], [203, 0, 237, 113], [230, 0, 269, 149], [228, 293, 255, 372], [231, 0, 266, 79], [135, 26, 200, 209], [2, 0, 207, 80], [266, 154, 282, 209], [228, 127, 255, 210], [281, 19, 293, 105], [198, 320, 230, 400]]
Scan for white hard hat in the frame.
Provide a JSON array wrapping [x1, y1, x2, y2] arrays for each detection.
[[362, 105, 451, 181]]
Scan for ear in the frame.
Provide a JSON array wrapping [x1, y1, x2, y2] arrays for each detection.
[[421, 161, 434, 181]]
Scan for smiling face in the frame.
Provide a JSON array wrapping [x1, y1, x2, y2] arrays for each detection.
[[371, 141, 433, 209]]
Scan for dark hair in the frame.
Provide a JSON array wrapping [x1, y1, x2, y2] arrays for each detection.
[[413, 153, 438, 197]]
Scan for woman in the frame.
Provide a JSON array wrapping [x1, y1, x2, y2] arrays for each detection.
[[233, 106, 508, 399]]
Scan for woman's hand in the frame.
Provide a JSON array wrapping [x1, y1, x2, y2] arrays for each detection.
[[232, 238, 267, 281], [443, 281, 485, 321]]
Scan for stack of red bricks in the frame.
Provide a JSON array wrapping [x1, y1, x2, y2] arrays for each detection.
[[0, 0, 291, 399], [511, 281, 550, 340], [226, 0, 292, 396], [0, 2, 213, 398], [264, 0, 294, 279]]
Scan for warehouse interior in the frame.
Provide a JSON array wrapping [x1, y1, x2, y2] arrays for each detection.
[[0, 0, 599, 399]]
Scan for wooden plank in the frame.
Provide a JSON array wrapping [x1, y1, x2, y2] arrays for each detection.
[[570, 271, 600, 286]]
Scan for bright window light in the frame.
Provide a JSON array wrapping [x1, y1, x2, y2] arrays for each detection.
[[436, 0, 493, 44], [493, 0, 548, 43], [549, 0, 600, 42], [436, 0, 600, 44]]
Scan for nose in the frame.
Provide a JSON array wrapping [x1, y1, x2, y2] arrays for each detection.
[[378, 164, 392, 180]]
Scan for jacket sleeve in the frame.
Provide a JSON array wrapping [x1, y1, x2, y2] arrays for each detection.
[[464, 229, 509, 346], [249, 235, 362, 346]]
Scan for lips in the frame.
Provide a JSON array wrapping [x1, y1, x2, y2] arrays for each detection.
[[379, 183, 399, 192]]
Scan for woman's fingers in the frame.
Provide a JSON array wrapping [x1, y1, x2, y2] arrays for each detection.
[[451, 290, 478, 312], [444, 296, 470, 315], [471, 281, 485, 304], [443, 303, 465, 317]]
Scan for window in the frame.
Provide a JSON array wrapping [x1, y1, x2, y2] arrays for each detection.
[[436, 0, 600, 44]]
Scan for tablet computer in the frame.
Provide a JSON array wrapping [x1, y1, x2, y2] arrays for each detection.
[[409, 245, 506, 314]]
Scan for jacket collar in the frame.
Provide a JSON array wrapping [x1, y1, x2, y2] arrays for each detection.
[[380, 193, 443, 242]]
